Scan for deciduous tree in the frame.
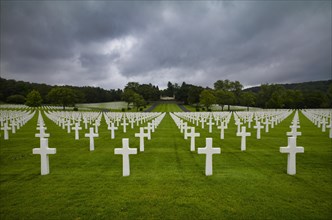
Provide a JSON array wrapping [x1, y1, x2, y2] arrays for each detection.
[[26, 90, 43, 107]]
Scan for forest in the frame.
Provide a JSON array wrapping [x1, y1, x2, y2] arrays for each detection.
[[0, 77, 331, 109]]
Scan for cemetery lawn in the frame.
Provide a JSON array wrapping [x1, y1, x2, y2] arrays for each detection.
[[1, 107, 332, 219]]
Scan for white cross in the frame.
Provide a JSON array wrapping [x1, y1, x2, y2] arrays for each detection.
[[217, 121, 225, 139], [85, 127, 99, 151], [148, 121, 155, 133], [1, 122, 11, 140], [145, 123, 153, 140], [129, 118, 135, 129], [235, 120, 243, 134], [280, 137, 304, 175], [180, 121, 187, 134], [135, 127, 149, 152], [35, 125, 50, 139], [151, 120, 156, 132], [247, 117, 253, 128], [114, 138, 137, 176], [197, 138, 220, 176], [253, 122, 264, 139], [83, 119, 88, 129], [94, 120, 100, 133], [271, 117, 275, 129], [321, 119, 327, 132], [207, 117, 215, 133], [72, 123, 82, 140], [327, 118, 332, 138], [121, 118, 128, 133], [236, 126, 251, 151], [32, 138, 56, 175], [107, 122, 118, 139], [201, 118, 206, 129], [186, 127, 200, 151], [66, 119, 72, 133], [10, 120, 16, 134], [264, 118, 270, 133], [287, 124, 301, 138]]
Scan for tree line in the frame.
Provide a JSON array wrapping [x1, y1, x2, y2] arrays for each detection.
[[0, 77, 331, 109]]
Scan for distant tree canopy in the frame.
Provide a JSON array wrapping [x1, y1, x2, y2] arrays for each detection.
[[6, 94, 26, 104], [47, 87, 78, 109], [25, 90, 43, 107], [0, 77, 331, 109]]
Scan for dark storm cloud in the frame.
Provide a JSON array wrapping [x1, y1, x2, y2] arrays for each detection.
[[1, 1, 331, 89]]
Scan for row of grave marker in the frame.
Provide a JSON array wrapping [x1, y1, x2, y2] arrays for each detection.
[[33, 111, 166, 175], [171, 110, 306, 176], [2, 109, 331, 177]]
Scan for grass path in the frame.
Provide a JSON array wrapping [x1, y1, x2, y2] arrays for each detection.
[[0, 108, 331, 219], [152, 103, 183, 112]]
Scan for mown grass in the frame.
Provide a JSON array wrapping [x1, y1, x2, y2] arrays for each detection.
[[0, 106, 331, 219]]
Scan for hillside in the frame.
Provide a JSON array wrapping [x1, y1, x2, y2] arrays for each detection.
[[244, 80, 332, 93]]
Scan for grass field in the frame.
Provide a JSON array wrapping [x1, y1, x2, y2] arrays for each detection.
[[152, 103, 183, 112], [0, 106, 331, 219]]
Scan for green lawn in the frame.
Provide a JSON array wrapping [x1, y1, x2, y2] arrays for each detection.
[[152, 103, 183, 112], [0, 107, 331, 219]]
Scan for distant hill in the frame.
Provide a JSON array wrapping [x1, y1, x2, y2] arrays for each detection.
[[244, 80, 332, 93]]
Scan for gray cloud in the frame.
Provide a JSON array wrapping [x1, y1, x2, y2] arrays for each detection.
[[1, 1, 331, 89]]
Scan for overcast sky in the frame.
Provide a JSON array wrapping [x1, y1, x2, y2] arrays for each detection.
[[1, 1, 331, 89]]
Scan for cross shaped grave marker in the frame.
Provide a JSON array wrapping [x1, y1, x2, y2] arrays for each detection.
[[121, 118, 128, 133], [280, 137, 304, 175], [83, 118, 88, 129], [72, 123, 82, 140], [327, 118, 332, 138], [235, 120, 243, 134], [197, 138, 220, 176], [94, 120, 100, 133], [107, 122, 118, 139], [32, 138, 56, 175], [1, 122, 11, 140], [66, 119, 72, 133], [114, 138, 137, 176], [35, 124, 50, 139], [129, 118, 135, 129], [247, 117, 253, 128], [264, 118, 270, 133], [321, 118, 327, 132], [200, 117, 206, 129], [135, 127, 149, 152], [207, 117, 215, 133], [236, 126, 251, 151], [253, 122, 264, 139], [271, 117, 275, 129], [287, 124, 301, 138], [10, 120, 16, 134], [186, 127, 200, 151], [217, 121, 225, 139], [150, 120, 156, 132], [146, 123, 154, 139], [85, 127, 99, 151]]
